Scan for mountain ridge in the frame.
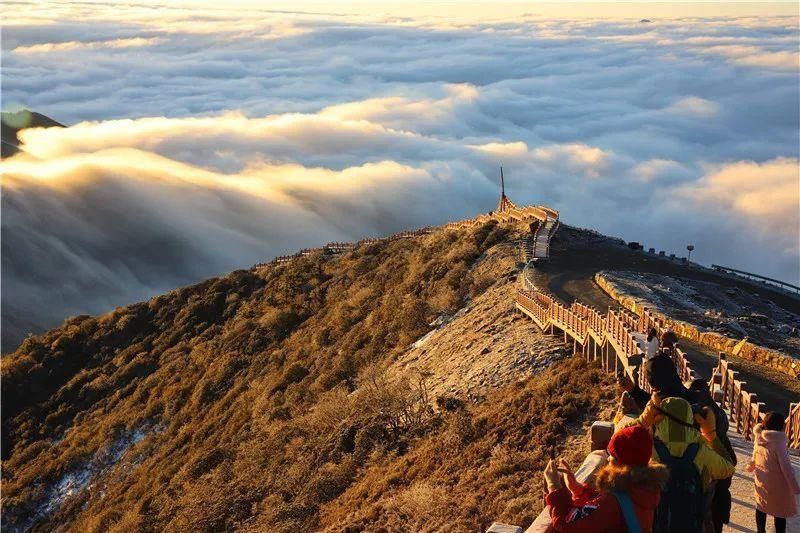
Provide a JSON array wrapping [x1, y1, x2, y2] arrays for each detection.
[[3, 219, 622, 532]]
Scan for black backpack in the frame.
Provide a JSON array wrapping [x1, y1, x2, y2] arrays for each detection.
[[653, 438, 704, 533]]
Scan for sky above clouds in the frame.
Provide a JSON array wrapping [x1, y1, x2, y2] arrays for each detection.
[[1, 1, 798, 349]]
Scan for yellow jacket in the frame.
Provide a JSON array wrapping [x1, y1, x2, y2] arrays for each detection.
[[626, 397, 735, 488], [651, 428, 735, 489]]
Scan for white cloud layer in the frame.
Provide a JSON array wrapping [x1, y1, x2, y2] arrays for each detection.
[[1, 1, 798, 349]]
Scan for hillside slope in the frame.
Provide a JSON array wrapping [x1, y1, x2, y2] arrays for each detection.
[[2, 222, 617, 532]]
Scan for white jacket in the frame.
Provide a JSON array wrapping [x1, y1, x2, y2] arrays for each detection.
[[645, 337, 659, 359]]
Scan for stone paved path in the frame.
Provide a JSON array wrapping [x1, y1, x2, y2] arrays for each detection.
[[727, 431, 800, 533]]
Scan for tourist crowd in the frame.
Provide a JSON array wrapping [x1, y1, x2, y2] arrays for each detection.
[[542, 330, 799, 533]]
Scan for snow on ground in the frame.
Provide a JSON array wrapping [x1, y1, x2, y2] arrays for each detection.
[[391, 277, 568, 402], [389, 235, 570, 401], [600, 270, 800, 357], [18, 424, 158, 533]]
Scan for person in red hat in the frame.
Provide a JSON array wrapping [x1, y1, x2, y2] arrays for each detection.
[[544, 425, 668, 532]]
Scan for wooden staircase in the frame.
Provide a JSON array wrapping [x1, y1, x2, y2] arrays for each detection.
[[529, 216, 559, 262]]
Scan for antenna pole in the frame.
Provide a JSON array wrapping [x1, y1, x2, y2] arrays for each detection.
[[496, 165, 514, 212]]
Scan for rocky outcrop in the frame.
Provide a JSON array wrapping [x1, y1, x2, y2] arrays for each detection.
[[595, 272, 800, 378]]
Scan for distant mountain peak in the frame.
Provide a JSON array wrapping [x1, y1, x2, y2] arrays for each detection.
[[1, 109, 64, 158]]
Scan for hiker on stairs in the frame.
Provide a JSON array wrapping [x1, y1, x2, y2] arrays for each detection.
[[618, 364, 692, 413], [543, 425, 668, 532], [645, 328, 660, 359], [659, 329, 678, 356], [618, 329, 690, 410]]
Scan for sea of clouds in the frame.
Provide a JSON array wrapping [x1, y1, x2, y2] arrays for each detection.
[[1, 1, 798, 350]]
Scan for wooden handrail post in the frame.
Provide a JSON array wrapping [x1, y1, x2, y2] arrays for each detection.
[[735, 379, 746, 430], [746, 396, 761, 439], [788, 403, 799, 448]]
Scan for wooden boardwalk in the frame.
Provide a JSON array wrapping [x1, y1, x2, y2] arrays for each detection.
[[484, 200, 800, 532], [515, 277, 800, 449]]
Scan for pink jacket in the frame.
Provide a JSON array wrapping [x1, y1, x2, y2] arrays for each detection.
[[749, 425, 800, 518]]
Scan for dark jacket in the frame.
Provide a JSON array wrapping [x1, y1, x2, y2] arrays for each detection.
[[690, 386, 737, 466], [631, 353, 692, 409], [645, 353, 689, 397], [630, 374, 736, 465]]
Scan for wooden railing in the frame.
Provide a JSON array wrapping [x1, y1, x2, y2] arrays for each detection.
[[256, 203, 557, 269], [618, 309, 639, 334], [517, 289, 550, 329], [606, 311, 640, 360], [525, 221, 542, 263], [673, 348, 697, 383], [517, 295, 799, 448], [638, 308, 666, 337], [443, 204, 552, 231], [712, 353, 764, 441], [253, 203, 797, 449], [545, 219, 559, 250], [516, 290, 643, 382], [631, 308, 782, 444], [787, 402, 800, 449], [639, 312, 797, 445], [491, 213, 799, 533], [637, 346, 696, 397], [572, 303, 605, 341], [252, 227, 435, 268], [522, 214, 559, 263], [521, 264, 536, 292]]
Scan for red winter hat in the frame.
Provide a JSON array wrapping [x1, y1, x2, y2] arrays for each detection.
[[607, 425, 653, 467]]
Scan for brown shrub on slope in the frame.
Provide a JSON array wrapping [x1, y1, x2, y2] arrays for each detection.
[[315, 355, 616, 532], [2, 222, 519, 531]]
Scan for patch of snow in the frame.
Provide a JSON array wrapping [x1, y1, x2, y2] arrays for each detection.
[[603, 271, 708, 314], [412, 329, 438, 349], [602, 270, 800, 356], [13, 424, 157, 532], [412, 306, 471, 350]]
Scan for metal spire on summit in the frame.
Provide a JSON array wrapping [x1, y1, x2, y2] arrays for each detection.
[[497, 166, 516, 213]]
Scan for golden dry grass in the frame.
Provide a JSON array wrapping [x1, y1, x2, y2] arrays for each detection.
[[2, 222, 615, 532]]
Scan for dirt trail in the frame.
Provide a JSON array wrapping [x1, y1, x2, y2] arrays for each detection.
[[528, 226, 800, 412]]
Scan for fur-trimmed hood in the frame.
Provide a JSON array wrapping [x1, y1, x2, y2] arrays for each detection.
[[757, 427, 788, 448], [546, 461, 667, 532], [593, 462, 666, 515], [595, 461, 669, 493]]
